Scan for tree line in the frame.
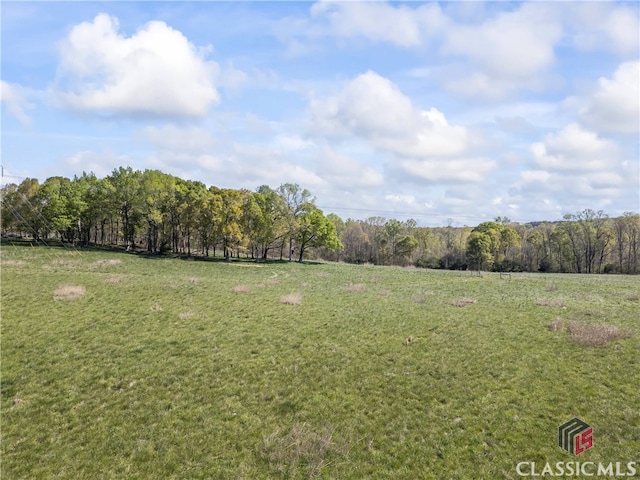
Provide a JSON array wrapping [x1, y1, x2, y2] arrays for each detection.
[[1, 167, 638, 274]]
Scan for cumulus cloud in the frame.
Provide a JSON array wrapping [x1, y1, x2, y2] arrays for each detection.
[[309, 71, 495, 184], [310, 1, 446, 47], [1, 80, 35, 126], [316, 145, 384, 189], [310, 71, 468, 157], [531, 124, 620, 172], [579, 61, 640, 134], [569, 3, 640, 57], [53, 13, 220, 117]]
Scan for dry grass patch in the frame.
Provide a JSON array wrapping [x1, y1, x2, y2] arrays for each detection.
[[545, 283, 559, 292], [187, 276, 198, 284], [262, 423, 349, 478], [178, 311, 195, 320], [266, 278, 281, 286], [53, 285, 86, 301], [370, 275, 383, 283], [536, 298, 566, 308], [88, 259, 122, 268], [0, 260, 26, 267], [566, 321, 633, 347], [548, 318, 564, 331], [280, 292, 302, 305], [233, 284, 252, 294], [149, 303, 163, 312], [103, 274, 128, 284], [378, 289, 392, 297], [626, 294, 640, 302], [449, 298, 477, 307], [315, 272, 331, 278], [344, 283, 366, 293]]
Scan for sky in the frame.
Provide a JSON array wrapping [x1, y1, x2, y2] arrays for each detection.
[[1, 1, 639, 227]]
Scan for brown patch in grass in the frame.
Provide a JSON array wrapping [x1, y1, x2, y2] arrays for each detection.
[[187, 276, 198, 284], [626, 294, 640, 302], [449, 298, 477, 307], [262, 423, 349, 478], [88, 259, 122, 268], [179, 311, 194, 320], [378, 290, 391, 297], [548, 318, 564, 331], [315, 272, 331, 278], [1, 260, 26, 267], [149, 303, 163, 312], [412, 295, 427, 304], [545, 283, 559, 292], [345, 283, 366, 292], [53, 285, 86, 301], [566, 321, 632, 347], [233, 284, 252, 294], [103, 274, 128, 284], [536, 298, 566, 308], [266, 278, 281, 286], [370, 275, 383, 283], [280, 292, 302, 305], [403, 335, 414, 346]]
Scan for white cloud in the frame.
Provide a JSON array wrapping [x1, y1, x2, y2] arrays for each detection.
[[53, 13, 220, 117], [60, 150, 133, 179], [310, 71, 468, 157], [399, 158, 496, 183], [569, 3, 640, 57], [310, 1, 446, 47], [316, 145, 384, 189], [1, 80, 35, 126], [138, 125, 217, 153], [531, 124, 620, 172], [579, 61, 640, 134], [437, 3, 564, 100]]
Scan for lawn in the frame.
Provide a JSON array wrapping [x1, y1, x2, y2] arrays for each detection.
[[1, 242, 639, 479]]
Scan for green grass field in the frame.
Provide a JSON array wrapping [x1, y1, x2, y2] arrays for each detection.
[[1, 243, 639, 479]]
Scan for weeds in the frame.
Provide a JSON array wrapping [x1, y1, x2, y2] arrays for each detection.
[[262, 423, 348, 478], [566, 321, 632, 347]]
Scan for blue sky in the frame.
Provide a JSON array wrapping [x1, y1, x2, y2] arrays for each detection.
[[1, 1, 639, 226]]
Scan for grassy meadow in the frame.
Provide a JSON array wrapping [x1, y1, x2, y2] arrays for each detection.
[[1, 242, 639, 479]]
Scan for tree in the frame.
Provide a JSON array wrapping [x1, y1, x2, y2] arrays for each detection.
[[466, 231, 493, 271], [295, 205, 342, 262], [108, 167, 143, 250], [277, 183, 314, 261]]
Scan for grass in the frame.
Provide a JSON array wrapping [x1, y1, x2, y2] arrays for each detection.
[[1, 242, 639, 479]]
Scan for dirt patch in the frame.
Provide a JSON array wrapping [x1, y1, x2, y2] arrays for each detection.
[[53, 285, 86, 301]]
